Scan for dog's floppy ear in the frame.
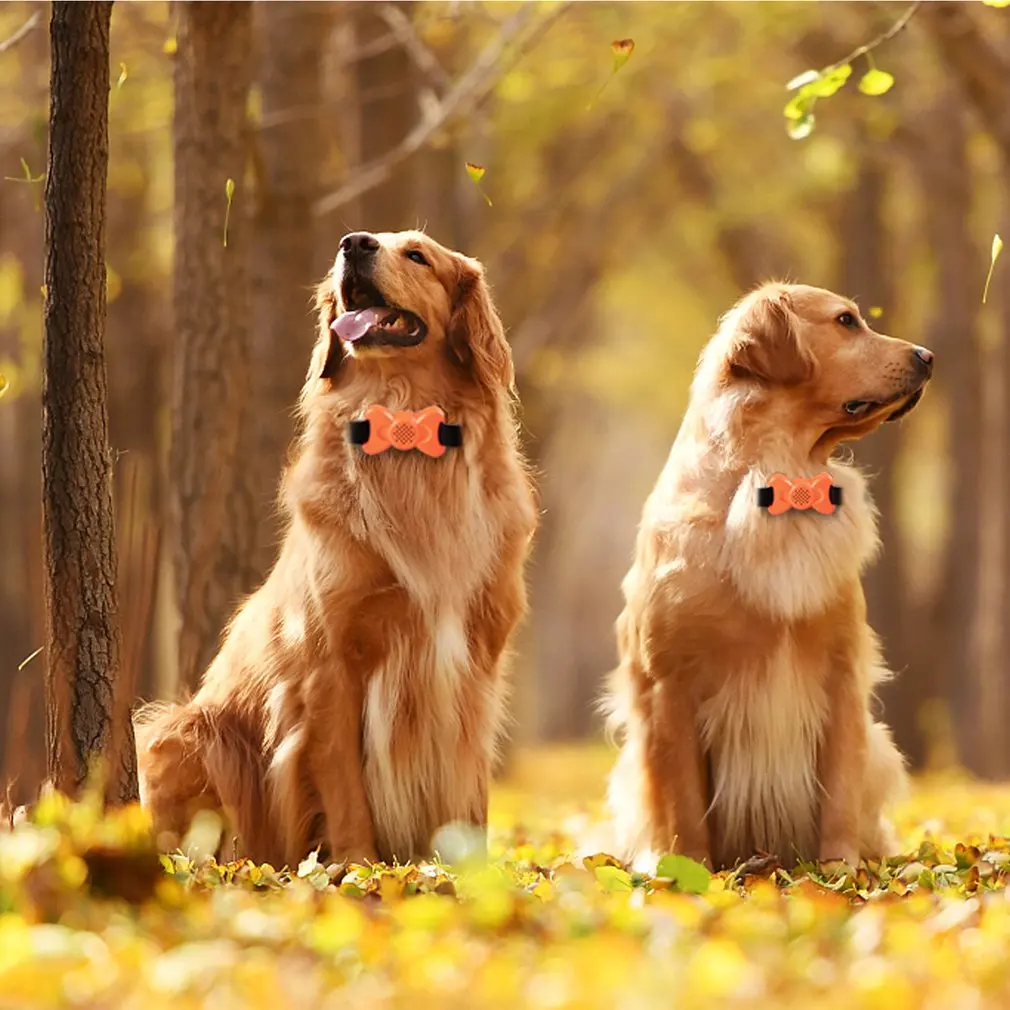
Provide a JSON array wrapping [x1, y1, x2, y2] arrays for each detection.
[[728, 287, 813, 385], [447, 257, 514, 392], [306, 276, 344, 382]]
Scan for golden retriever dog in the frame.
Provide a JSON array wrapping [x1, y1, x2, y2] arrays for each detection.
[[604, 282, 933, 871], [137, 230, 537, 866]]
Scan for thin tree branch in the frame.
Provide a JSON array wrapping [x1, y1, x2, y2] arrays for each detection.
[[314, 3, 569, 218], [822, 1, 922, 72], [0, 9, 41, 55]]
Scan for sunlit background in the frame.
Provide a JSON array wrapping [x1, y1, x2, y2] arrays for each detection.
[[1, 1, 1008, 800]]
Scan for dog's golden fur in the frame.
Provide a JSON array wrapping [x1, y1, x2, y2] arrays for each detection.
[[605, 282, 933, 871], [137, 231, 537, 866]]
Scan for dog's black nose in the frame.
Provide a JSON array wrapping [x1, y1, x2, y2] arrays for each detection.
[[912, 345, 934, 377], [339, 232, 380, 258]]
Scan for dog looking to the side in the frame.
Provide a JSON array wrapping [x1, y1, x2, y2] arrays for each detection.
[[137, 230, 537, 866], [605, 282, 933, 871]]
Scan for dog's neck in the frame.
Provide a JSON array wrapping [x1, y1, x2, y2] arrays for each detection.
[[690, 380, 849, 471], [671, 397, 850, 506], [330, 356, 467, 419]]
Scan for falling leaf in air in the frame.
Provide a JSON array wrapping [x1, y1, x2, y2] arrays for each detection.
[[588, 38, 635, 109], [611, 38, 635, 72], [858, 68, 895, 96], [163, 36, 177, 55], [0, 373, 8, 399], [18, 645, 42, 670], [983, 233, 1003, 304], [223, 178, 236, 247], [982, 0, 1010, 7], [869, 306, 884, 319], [117, 62, 128, 89], [465, 162, 493, 207]]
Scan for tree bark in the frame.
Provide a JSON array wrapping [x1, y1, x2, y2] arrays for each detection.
[[837, 150, 920, 764], [237, 1, 328, 582], [352, 2, 415, 229], [923, 3, 1010, 165], [914, 100, 986, 774], [170, 2, 253, 693], [43, 0, 138, 803]]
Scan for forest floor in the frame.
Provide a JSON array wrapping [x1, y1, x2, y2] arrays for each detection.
[[4, 744, 1010, 1009]]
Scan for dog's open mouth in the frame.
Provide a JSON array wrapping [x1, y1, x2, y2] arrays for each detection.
[[843, 385, 926, 424], [884, 386, 924, 422], [332, 278, 427, 348]]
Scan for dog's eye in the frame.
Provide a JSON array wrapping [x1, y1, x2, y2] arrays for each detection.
[[836, 311, 858, 329], [405, 249, 430, 267], [844, 400, 871, 416]]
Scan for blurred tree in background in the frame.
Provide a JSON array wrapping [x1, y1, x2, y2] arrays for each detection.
[[1, 1, 1009, 800]]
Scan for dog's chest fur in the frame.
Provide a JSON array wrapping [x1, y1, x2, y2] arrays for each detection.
[[718, 461, 880, 621], [698, 640, 829, 867], [353, 451, 504, 862]]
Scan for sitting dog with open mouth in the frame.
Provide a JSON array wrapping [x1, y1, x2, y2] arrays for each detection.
[[137, 231, 537, 866], [604, 282, 933, 871]]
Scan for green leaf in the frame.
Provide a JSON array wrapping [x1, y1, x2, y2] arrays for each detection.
[[784, 91, 814, 121], [808, 64, 852, 98], [786, 69, 820, 91], [655, 854, 712, 894], [858, 69, 895, 96], [611, 39, 635, 73], [787, 112, 816, 140], [983, 233, 1003, 304], [593, 865, 634, 893]]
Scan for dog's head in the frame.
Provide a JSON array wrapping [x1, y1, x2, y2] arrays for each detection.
[[309, 230, 513, 392], [706, 282, 933, 454]]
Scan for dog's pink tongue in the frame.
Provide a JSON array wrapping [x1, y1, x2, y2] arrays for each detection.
[[331, 308, 384, 343]]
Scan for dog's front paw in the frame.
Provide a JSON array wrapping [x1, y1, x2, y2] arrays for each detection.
[[818, 839, 859, 871]]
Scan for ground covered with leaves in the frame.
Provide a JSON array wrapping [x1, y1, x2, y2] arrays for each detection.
[[5, 747, 1010, 1009]]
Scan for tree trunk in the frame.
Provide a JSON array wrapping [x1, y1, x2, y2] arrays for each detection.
[[923, 3, 1010, 165], [43, 0, 138, 803], [237, 1, 328, 582], [914, 100, 986, 774], [352, 2, 414, 229], [837, 151, 920, 764], [170, 1, 253, 693]]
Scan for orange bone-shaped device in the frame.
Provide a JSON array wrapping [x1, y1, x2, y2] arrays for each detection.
[[349, 404, 462, 458], [757, 473, 842, 515]]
